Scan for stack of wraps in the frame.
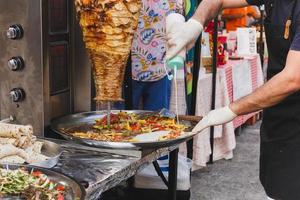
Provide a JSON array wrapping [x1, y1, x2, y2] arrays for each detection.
[[75, 0, 141, 102], [0, 123, 48, 164]]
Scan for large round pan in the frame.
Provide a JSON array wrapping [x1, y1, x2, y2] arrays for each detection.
[[51, 110, 197, 150], [0, 164, 85, 200]]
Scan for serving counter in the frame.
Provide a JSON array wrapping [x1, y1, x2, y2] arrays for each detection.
[[50, 139, 180, 200]]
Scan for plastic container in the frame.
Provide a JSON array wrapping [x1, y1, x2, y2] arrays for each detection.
[[134, 155, 192, 190], [131, 155, 192, 200], [166, 13, 186, 70]]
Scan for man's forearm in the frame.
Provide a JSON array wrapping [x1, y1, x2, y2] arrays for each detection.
[[192, 0, 249, 25], [230, 50, 300, 115], [230, 70, 300, 116]]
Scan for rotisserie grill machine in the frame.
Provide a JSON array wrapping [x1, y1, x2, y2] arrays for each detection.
[[0, 0, 93, 135]]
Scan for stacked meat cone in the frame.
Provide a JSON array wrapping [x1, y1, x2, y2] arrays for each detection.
[[75, 0, 141, 102]]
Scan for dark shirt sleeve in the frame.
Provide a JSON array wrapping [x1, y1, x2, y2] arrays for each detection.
[[291, 11, 300, 51], [246, 0, 264, 6], [291, 24, 300, 51]]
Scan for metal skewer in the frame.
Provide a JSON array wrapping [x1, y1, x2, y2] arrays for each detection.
[[107, 101, 111, 127]]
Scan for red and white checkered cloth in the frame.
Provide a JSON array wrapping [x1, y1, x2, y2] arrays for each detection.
[[221, 55, 263, 128]]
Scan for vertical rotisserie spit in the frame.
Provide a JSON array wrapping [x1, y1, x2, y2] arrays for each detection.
[[75, 0, 141, 102]]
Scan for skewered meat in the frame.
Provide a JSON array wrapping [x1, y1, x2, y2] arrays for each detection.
[[75, 0, 141, 101]]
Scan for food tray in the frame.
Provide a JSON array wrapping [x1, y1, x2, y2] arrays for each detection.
[[51, 110, 197, 150], [30, 138, 63, 168], [0, 164, 85, 200], [1, 139, 62, 169]]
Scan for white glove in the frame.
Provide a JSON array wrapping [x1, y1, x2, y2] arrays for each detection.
[[192, 106, 237, 134], [166, 18, 203, 60]]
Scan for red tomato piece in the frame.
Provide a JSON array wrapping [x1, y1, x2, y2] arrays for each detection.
[[56, 185, 65, 191], [32, 171, 42, 177], [57, 193, 64, 200], [131, 123, 141, 132]]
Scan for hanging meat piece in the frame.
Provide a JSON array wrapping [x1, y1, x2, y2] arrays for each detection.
[[75, 0, 141, 102]]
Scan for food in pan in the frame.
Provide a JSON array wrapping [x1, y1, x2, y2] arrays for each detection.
[[0, 167, 65, 200], [75, 0, 141, 102], [0, 123, 48, 164], [63, 112, 187, 142]]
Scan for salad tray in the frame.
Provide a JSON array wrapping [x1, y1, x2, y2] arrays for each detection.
[[0, 164, 85, 200]]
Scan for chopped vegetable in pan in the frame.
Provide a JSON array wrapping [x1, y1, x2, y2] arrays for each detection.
[[65, 112, 187, 142], [0, 167, 65, 200]]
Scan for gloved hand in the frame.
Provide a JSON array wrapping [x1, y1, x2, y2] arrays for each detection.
[[192, 106, 237, 134], [166, 18, 203, 60]]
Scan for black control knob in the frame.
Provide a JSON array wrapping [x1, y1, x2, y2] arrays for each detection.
[[8, 57, 24, 71], [9, 88, 25, 102], [6, 24, 23, 39]]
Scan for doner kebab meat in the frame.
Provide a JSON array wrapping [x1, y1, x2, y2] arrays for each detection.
[[75, 0, 141, 101]]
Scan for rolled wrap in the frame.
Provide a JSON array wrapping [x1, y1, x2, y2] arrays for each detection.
[[24, 152, 48, 164], [0, 124, 47, 165], [0, 136, 36, 149], [16, 136, 33, 149], [0, 144, 48, 164], [0, 144, 28, 160], [0, 155, 25, 164], [0, 123, 33, 138], [0, 137, 17, 146]]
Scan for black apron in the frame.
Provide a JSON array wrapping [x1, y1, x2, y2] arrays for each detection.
[[260, 1, 300, 199]]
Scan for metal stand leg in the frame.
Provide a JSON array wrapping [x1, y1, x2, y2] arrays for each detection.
[[186, 139, 193, 160], [168, 148, 179, 200], [153, 161, 169, 187], [209, 17, 219, 164]]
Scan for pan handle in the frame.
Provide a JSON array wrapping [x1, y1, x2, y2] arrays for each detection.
[[178, 115, 202, 123]]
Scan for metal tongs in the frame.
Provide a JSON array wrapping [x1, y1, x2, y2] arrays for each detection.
[[138, 108, 202, 123], [160, 108, 202, 123]]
